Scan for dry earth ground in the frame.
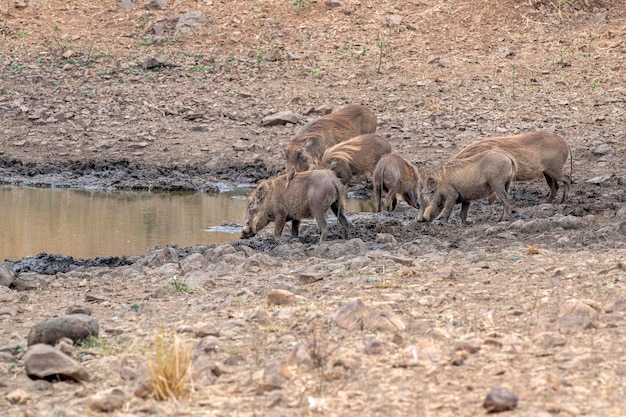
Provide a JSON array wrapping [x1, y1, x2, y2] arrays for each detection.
[[1, 0, 626, 416]]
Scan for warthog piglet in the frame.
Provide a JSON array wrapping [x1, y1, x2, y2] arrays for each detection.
[[372, 153, 421, 212]]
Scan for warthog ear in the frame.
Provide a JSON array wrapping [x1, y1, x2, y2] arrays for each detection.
[[255, 184, 267, 203], [426, 178, 436, 193]]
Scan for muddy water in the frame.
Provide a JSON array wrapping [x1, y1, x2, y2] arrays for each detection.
[[1, 186, 374, 261]]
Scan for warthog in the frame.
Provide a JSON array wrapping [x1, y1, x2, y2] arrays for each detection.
[[241, 169, 351, 243], [372, 153, 421, 212], [453, 130, 572, 203], [419, 150, 517, 224], [284, 104, 378, 172], [319, 133, 392, 185]]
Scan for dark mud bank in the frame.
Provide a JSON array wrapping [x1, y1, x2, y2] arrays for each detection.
[[0, 158, 275, 192]]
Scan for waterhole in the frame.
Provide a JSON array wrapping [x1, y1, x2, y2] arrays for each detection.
[[1, 186, 375, 261]]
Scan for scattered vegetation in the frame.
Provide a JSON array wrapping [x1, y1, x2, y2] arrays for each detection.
[[168, 277, 194, 294], [147, 331, 194, 401]]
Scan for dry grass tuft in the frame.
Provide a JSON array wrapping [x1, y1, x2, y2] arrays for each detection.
[[527, 246, 542, 255], [147, 330, 194, 401]]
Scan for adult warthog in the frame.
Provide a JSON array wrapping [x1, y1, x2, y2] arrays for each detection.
[[372, 153, 421, 212], [241, 169, 351, 243], [284, 104, 377, 172], [318, 133, 392, 185], [453, 130, 572, 203], [419, 150, 517, 224]]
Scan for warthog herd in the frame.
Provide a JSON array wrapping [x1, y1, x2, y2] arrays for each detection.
[[241, 104, 573, 243]]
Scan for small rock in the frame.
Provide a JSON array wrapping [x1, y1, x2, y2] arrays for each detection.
[[334, 298, 370, 330], [119, 0, 135, 10], [194, 323, 219, 338], [363, 338, 384, 355], [89, 387, 125, 412], [175, 10, 207, 35], [267, 289, 297, 306], [27, 314, 99, 346], [587, 174, 613, 185], [483, 387, 518, 412], [261, 111, 300, 126], [24, 344, 89, 382], [246, 307, 270, 324], [0, 263, 15, 287], [593, 144, 612, 155], [144, 0, 166, 10], [54, 337, 75, 356], [6, 388, 30, 405], [385, 14, 403, 27], [66, 304, 92, 316], [455, 337, 483, 354], [604, 298, 626, 313], [259, 361, 290, 392], [363, 309, 406, 332]]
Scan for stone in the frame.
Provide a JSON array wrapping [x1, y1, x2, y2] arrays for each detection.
[[483, 387, 518, 412], [605, 298, 626, 313], [175, 11, 207, 35], [6, 388, 30, 405], [194, 336, 221, 357], [27, 314, 99, 347], [363, 338, 384, 355], [246, 307, 270, 324], [0, 263, 14, 287], [0, 286, 16, 303], [66, 304, 92, 316], [143, 247, 179, 268], [54, 337, 75, 356], [120, 0, 135, 10], [593, 144, 612, 155], [363, 309, 406, 332], [259, 361, 290, 392], [89, 387, 126, 412], [334, 298, 370, 330], [261, 111, 299, 126], [12, 272, 53, 291], [267, 289, 297, 306], [24, 344, 89, 382], [144, 0, 166, 10], [194, 323, 219, 338]]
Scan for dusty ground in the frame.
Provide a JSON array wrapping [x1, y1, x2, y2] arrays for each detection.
[[1, 0, 626, 416]]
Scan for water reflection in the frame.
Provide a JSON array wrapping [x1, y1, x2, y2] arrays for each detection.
[[0, 186, 374, 260]]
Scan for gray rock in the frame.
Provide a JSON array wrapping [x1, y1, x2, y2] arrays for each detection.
[[0, 286, 16, 303], [345, 256, 372, 270], [175, 11, 207, 36], [142, 247, 179, 268], [27, 314, 99, 347], [587, 174, 614, 185], [267, 289, 298, 306], [12, 272, 54, 291], [556, 215, 584, 229], [310, 238, 368, 259], [184, 270, 215, 290], [483, 387, 518, 412], [144, 0, 166, 10], [593, 143, 612, 155], [66, 304, 92, 316], [335, 298, 369, 331], [261, 111, 300, 127], [0, 263, 14, 287], [119, 0, 135, 10], [89, 387, 126, 412], [180, 253, 208, 275], [24, 344, 89, 382]]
